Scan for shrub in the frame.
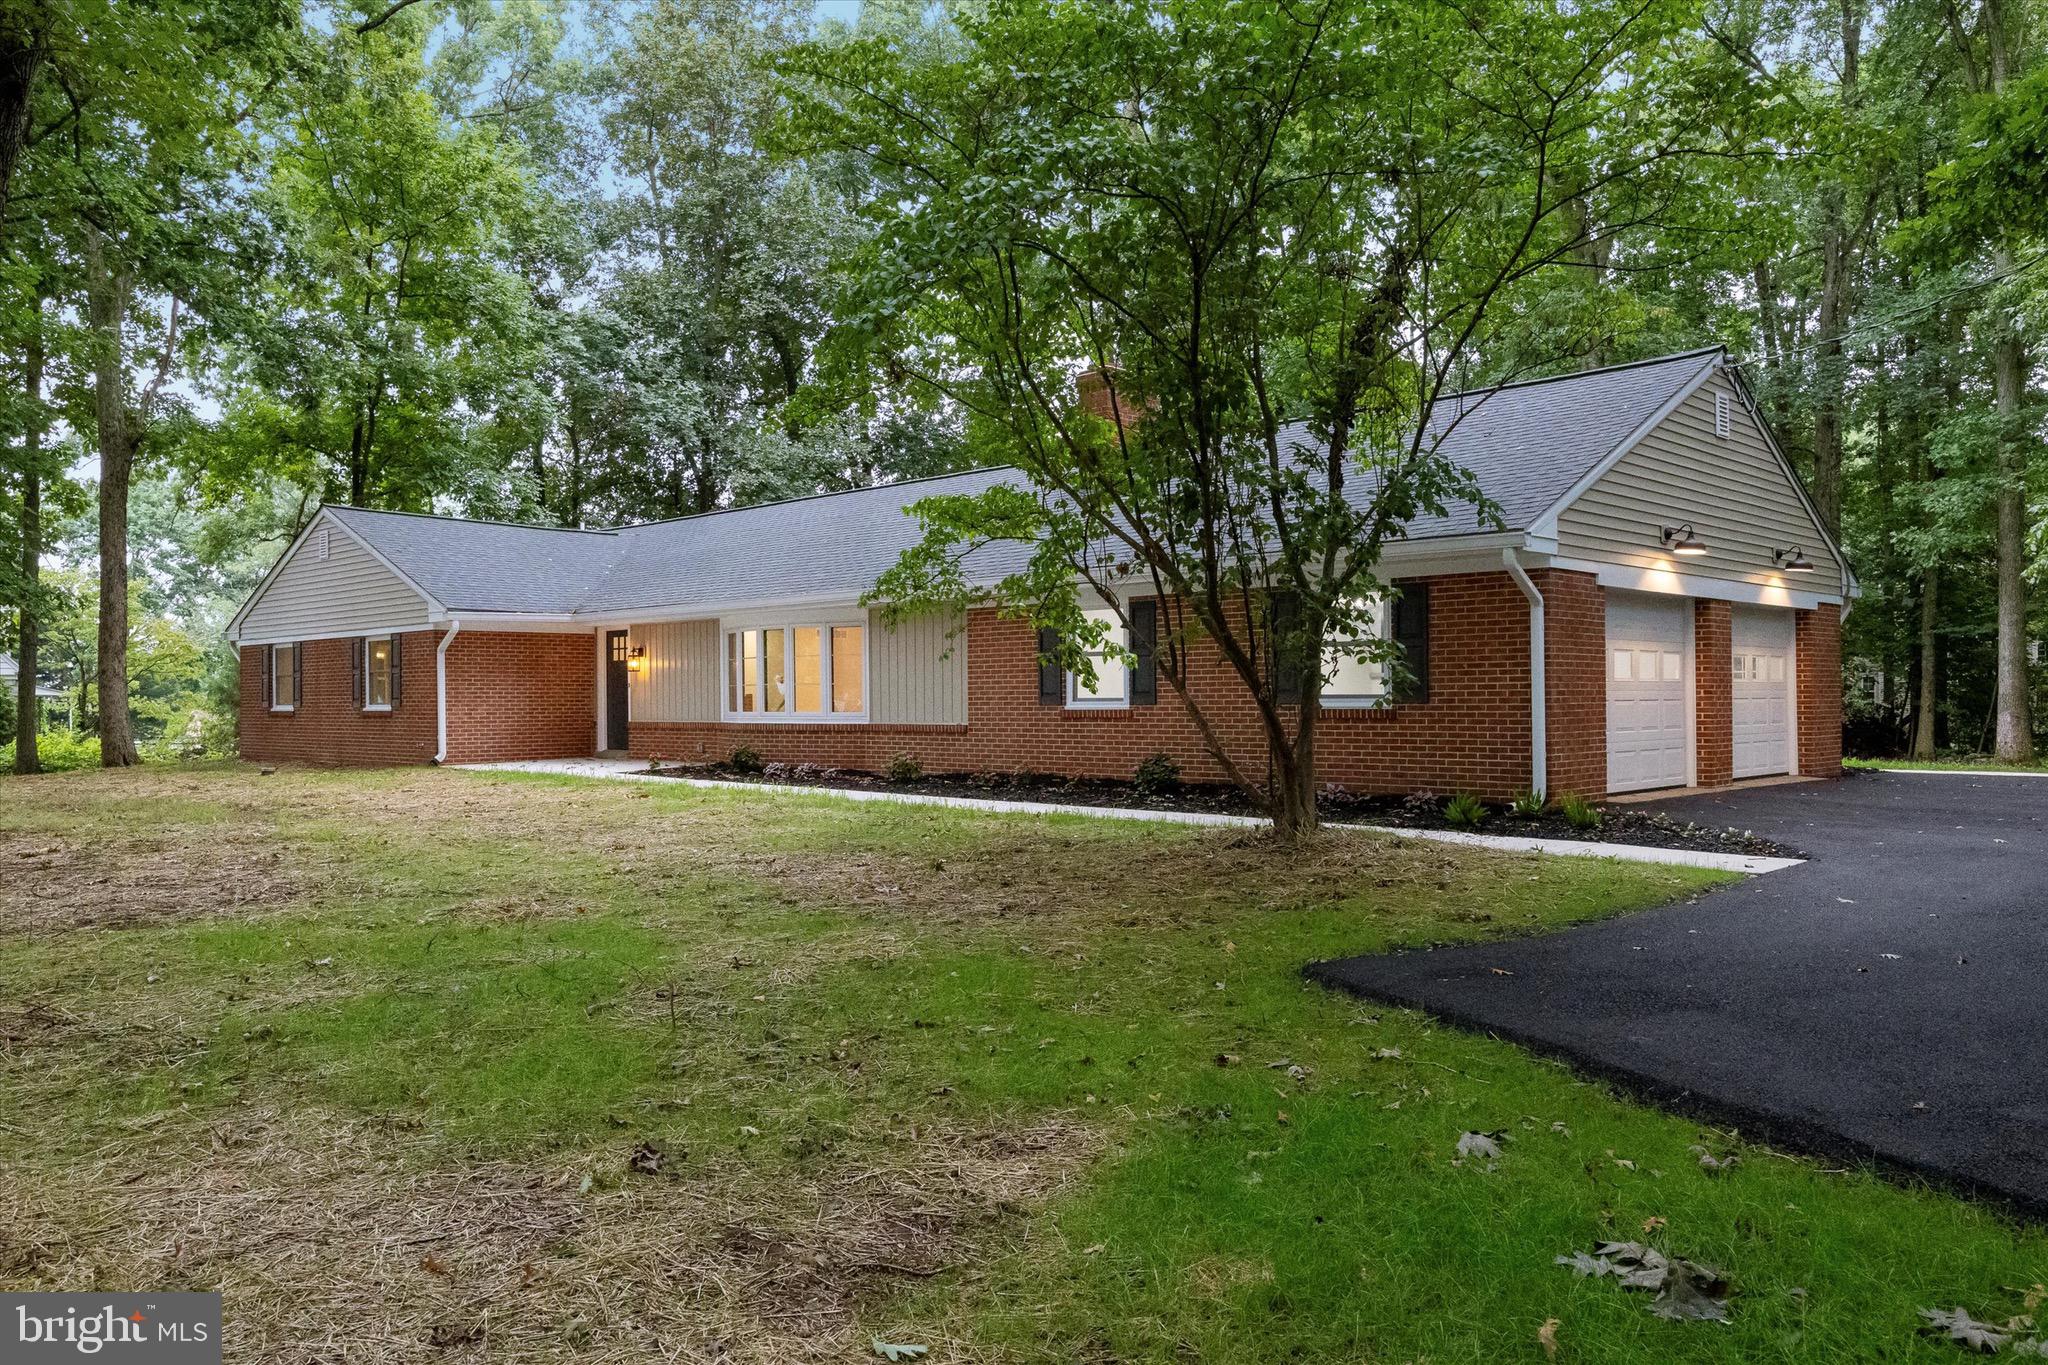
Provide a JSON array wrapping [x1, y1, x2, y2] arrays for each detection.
[[729, 745, 764, 773], [1, 729, 105, 774], [1132, 751, 1181, 795], [1557, 792, 1603, 830], [885, 751, 923, 783], [1442, 792, 1487, 828], [1509, 788, 1545, 818]]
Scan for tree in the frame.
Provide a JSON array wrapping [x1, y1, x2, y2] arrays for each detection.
[[790, 0, 1744, 838]]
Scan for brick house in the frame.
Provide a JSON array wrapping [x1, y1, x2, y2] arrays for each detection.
[[229, 348, 1852, 798]]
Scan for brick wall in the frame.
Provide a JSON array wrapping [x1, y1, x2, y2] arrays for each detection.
[[238, 629, 594, 767], [1539, 569, 1607, 798], [1796, 604, 1844, 776], [634, 569, 1606, 800], [1693, 600, 1733, 787]]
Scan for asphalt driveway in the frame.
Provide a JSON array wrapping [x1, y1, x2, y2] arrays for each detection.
[[1308, 771, 2048, 1212]]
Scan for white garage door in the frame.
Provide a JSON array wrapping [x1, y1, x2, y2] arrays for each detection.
[[1607, 592, 1690, 793], [1731, 608, 1795, 778]]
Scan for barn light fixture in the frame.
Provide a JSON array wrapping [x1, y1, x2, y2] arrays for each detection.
[[1661, 524, 1709, 557], [1774, 547, 1815, 573]]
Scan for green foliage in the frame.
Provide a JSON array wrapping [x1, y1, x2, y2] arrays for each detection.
[[729, 744, 764, 773], [1557, 793, 1604, 831], [0, 728, 102, 774], [1442, 792, 1487, 829], [1132, 752, 1181, 797], [885, 751, 923, 783], [1509, 789, 1546, 819]]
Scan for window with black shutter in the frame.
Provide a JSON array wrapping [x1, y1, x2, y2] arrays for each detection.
[[1036, 626, 1063, 704], [1269, 591, 1303, 705], [1390, 582, 1431, 702], [1130, 600, 1158, 705]]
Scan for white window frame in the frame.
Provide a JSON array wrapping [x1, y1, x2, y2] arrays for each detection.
[[1321, 598, 1391, 708], [270, 643, 296, 713], [720, 619, 869, 724], [1066, 606, 1130, 710], [363, 634, 394, 712]]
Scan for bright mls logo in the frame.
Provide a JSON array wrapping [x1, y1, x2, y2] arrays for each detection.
[[3, 1294, 221, 1363]]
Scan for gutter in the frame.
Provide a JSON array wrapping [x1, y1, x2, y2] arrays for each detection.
[[1501, 548, 1547, 797], [433, 619, 462, 764]]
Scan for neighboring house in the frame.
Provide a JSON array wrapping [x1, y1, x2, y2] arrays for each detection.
[[228, 348, 1852, 798], [0, 653, 70, 725]]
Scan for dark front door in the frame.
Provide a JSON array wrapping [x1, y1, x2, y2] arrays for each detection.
[[605, 630, 630, 751]]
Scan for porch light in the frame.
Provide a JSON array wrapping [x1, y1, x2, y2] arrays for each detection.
[[1774, 547, 1815, 572], [1661, 523, 1708, 556], [627, 645, 646, 672]]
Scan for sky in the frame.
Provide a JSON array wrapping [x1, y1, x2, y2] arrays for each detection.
[[813, 1, 864, 22]]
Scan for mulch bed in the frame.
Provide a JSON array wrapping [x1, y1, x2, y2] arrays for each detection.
[[641, 762, 1802, 860]]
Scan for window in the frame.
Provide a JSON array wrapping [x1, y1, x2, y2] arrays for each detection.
[[365, 636, 393, 709], [725, 622, 865, 720], [1322, 599, 1389, 704], [1068, 607, 1128, 706], [270, 643, 296, 711]]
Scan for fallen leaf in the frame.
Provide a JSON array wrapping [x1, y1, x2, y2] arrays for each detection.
[[1919, 1307, 2009, 1354], [421, 1252, 451, 1278], [1489, 967, 1515, 976], [1538, 1317, 1560, 1360], [1456, 1131, 1505, 1162], [1559, 1239, 1731, 1322], [1642, 1215, 1668, 1233], [628, 1142, 668, 1176], [872, 1340, 929, 1362], [1372, 1048, 1403, 1060], [1690, 1145, 1739, 1175]]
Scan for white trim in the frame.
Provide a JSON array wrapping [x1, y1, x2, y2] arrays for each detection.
[[236, 621, 429, 648], [1525, 353, 1722, 542], [363, 704, 391, 714], [1502, 549, 1547, 797], [594, 629, 610, 753], [719, 620, 872, 724], [1544, 555, 1842, 610], [454, 760, 1805, 875]]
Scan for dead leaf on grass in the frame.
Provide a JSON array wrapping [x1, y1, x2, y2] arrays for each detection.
[[1556, 1240, 1730, 1322], [1455, 1131, 1505, 1164], [1919, 1307, 2009, 1354], [872, 1341, 929, 1361], [1537, 1316, 1560, 1360]]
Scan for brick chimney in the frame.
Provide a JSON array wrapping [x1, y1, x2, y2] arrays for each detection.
[[1076, 366, 1145, 429]]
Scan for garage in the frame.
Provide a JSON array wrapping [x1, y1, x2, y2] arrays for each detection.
[[1731, 607, 1795, 778], [1606, 591, 1691, 793]]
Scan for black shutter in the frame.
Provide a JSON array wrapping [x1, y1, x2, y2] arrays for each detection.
[[1036, 626, 1064, 704], [390, 635, 403, 707], [350, 638, 363, 709], [1271, 591, 1303, 705], [291, 641, 303, 709], [1391, 582, 1430, 703], [266, 645, 275, 708], [1130, 599, 1158, 705]]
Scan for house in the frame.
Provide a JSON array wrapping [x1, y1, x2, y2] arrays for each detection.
[[0, 653, 70, 727], [228, 348, 1851, 798]]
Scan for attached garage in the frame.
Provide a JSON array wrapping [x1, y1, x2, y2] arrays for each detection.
[[1606, 591, 1691, 794], [1731, 607, 1796, 778]]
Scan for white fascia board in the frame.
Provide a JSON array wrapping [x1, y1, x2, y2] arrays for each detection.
[[1523, 352, 1723, 542], [234, 621, 442, 647], [1542, 554, 1843, 610], [426, 610, 584, 632]]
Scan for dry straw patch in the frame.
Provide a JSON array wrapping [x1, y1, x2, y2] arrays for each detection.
[[2, 1107, 1101, 1364]]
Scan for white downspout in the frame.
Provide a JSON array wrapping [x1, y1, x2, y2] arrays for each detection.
[[433, 619, 462, 765], [1502, 549, 1547, 798]]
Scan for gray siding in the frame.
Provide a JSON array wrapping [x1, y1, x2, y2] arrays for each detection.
[[238, 520, 431, 641], [870, 608, 968, 725], [629, 619, 720, 722], [1556, 384, 1847, 595]]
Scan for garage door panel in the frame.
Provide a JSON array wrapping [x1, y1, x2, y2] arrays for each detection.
[[1731, 608, 1794, 778], [1607, 593, 1689, 793]]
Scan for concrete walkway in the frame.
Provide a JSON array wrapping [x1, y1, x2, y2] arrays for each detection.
[[456, 758, 1802, 875]]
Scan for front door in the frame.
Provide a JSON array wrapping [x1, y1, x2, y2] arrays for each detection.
[[605, 630, 630, 751]]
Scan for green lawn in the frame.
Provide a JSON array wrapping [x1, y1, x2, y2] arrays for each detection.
[[1, 765, 2040, 1362], [1848, 755, 2048, 773]]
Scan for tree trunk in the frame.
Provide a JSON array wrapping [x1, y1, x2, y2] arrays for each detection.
[[0, 19, 44, 248], [14, 302, 43, 772], [85, 227, 141, 767], [1991, 309, 2034, 761], [1912, 567, 1939, 759]]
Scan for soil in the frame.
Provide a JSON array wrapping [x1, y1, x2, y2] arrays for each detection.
[[641, 761, 1803, 860]]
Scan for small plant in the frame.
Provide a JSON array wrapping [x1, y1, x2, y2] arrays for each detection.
[[1557, 792, 1603, 830], [729, 745, 764, 774], [1509, 788, 1545, 819], [885, 751, 923, 783], [1443, 792, 1487, 828], [1132, 751, 1181, 796]]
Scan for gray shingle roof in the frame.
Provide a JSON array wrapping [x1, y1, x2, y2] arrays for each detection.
[[310, 349, 1721, 619]]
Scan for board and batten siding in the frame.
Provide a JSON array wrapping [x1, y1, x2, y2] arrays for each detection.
[[870, 608, 968, 725], [237, 520, 431, 642], [628, 619, 720, 722], [1556, 383, 1847, 596]]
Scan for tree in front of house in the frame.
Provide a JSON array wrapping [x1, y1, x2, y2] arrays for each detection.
[[787, 0, 1746, 839]]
